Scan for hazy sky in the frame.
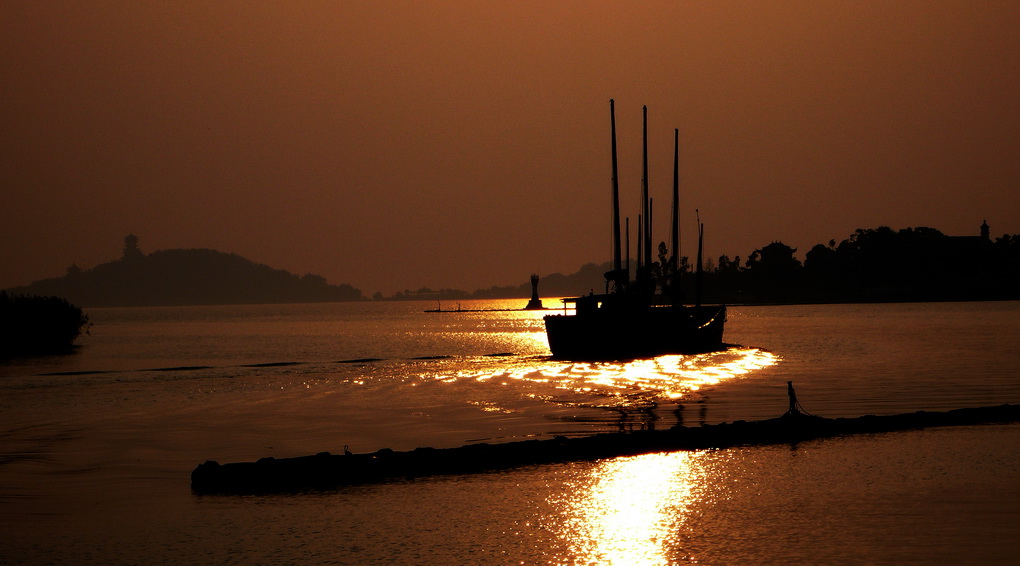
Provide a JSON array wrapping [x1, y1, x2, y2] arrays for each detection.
[[3, 1, 1018, 295]]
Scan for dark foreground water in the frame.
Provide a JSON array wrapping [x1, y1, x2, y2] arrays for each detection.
[[1, 300, 1018, 564]]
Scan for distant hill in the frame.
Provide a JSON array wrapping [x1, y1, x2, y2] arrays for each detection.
[[5, 238, 364, 307]]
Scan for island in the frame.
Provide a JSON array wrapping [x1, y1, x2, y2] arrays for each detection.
[[5, 235, 364, 308]]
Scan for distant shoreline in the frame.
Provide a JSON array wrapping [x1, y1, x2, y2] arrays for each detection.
[[7, 224, 1018, 307], [68, 296, 1019, 310]]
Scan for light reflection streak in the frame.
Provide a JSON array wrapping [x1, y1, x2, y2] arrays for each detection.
[[551, 451, 709, 565], [455, 347, 777, 406]]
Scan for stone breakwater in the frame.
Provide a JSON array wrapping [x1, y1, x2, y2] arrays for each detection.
[[191, 404, 1020, 494]]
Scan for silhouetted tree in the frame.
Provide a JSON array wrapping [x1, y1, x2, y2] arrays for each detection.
[[0, 292, 90, 357], [716, 255, 740, 273]]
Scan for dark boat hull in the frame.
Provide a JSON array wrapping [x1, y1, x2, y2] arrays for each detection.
[[543, 304, 726, 360]]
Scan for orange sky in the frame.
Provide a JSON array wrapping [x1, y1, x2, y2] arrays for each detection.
[[3, 1, 1018, 295]]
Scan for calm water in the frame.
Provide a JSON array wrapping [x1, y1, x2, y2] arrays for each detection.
[[1, 300, 1018, 564]]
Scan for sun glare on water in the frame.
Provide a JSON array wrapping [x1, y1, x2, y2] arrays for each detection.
[[549, 451, 712, 565], [459, 347, 777, 405]]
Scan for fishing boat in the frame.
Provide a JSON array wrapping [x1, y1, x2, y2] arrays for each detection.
[[543, 101, 726, 360]]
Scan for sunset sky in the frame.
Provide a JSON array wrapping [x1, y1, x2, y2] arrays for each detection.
[[3, 1, 1018, 296]]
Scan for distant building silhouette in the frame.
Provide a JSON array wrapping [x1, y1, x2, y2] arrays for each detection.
[[750, 242, 798, 266], [947, 221, 994, 258], [948, 221, 993, 246], [123, 234, 143, 260], [946, 221, 995, 282]]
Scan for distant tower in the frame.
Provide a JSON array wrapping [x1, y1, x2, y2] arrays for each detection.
[[524, 274, 544, 310], [980, 220, 990, 240], [123, 234, 143, 260]]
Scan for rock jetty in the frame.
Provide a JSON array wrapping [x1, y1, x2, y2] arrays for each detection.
[[191, 403, 1019, 494]]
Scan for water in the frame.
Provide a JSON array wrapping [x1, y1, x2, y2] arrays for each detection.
[[1, 300, 1018, 564]]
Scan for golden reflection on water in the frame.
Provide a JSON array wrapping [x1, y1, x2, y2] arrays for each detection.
[[459, 344, 777, 405], [551, 451, 710, 565]]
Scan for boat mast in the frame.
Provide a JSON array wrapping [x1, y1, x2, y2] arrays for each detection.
[[637, 214, 643, 272], [625, 217, 630, 278], [610, 100, 622, 275], [641, 106, 651, 271], [670, 128, 683, 303], [671, 128, 680, 279], [649, 198, 654, 267], [696, 209, 704, 307]]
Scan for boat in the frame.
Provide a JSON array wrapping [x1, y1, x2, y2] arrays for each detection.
[[543, 100, 726, 360]]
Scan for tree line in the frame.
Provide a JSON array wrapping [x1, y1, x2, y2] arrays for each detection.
[[684, 226, 1018, 304], [384, 226, 1019, 304]]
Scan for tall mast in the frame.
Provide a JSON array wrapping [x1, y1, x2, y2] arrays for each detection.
[[610, 100, 621, 273], [641, 106, 651, 270], [625, 217, 630, 277], [649, 198, 654, 260], [696, 210, 704, 307], [671, 128, 679, 271], [637, 214, 643, 271]]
